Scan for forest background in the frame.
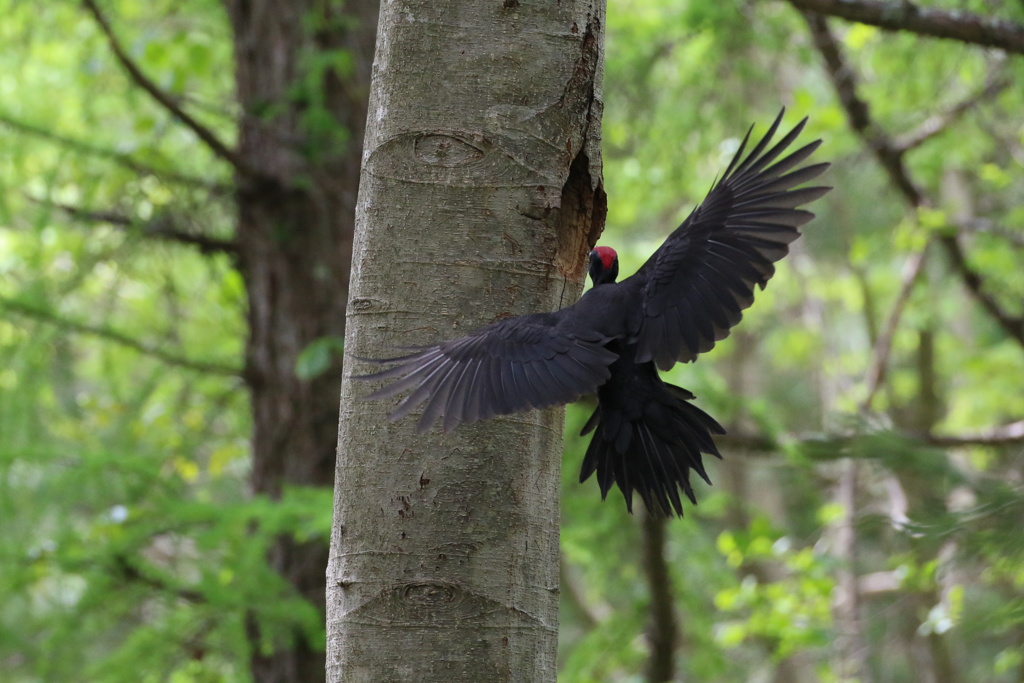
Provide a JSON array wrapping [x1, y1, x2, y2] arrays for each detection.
[[1, 0, 1023, 682]]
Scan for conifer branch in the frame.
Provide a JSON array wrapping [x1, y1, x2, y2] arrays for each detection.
[[30, 196, 238, 256], [0, 296, 241, 377], [0, 112, 231, 192]]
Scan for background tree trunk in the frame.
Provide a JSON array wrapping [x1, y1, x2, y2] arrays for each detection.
[[224, 1, 379, 680], [327, 1, 606, 680]]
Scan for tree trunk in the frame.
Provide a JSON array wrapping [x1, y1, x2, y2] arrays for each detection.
[[642, 514, 678, 683], [224, 1, 379, 680], [327, 1, 606, 680]]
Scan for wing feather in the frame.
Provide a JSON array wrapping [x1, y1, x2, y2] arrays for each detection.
[[485, 356, 509, 419], [355, 314, 617, 433], [627, 109, 830, 369]]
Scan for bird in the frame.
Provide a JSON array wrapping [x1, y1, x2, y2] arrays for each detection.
[[356, 110, 830, 517]]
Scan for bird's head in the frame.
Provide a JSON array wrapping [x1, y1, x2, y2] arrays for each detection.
[[588, 246, 619, 286]]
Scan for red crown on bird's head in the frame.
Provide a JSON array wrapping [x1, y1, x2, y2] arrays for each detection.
[[593, 246, 617, 271]]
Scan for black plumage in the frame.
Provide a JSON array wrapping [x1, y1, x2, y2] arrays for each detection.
[[357, 110, 831, 516]]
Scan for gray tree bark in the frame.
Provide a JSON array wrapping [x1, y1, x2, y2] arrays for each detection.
[[327, 1, 606, 681]]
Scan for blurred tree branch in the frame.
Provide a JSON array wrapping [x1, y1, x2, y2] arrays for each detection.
[[0, 112, 231, 193], [800, 11, 1024, 350], [786, 0, 1024, 54], [81, 0, 254, 177], [832, 459, 871, 683], [723, 421, 1024, 453], [893, 72, 1010, 153], [925, 420, 1024, 446], [939, 233, 1024, 343], [862, 243, 930, 411], [0, 296, 241, 377], [28, 196, 238, 256], [641, 513, 676, 683], [801, 12, 924, 205], [114, 555, 206, 604], [956, 219, 1024, 250], [559, 552, 611, 630]]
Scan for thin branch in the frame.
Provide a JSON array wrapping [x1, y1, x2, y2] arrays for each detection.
[[924, 420, 1024, 447], [801, 11, 1024, 350], [957, 219, 1024, 250], [29, 196, 238, 256], [787, 0, 1024, 55], [81, 0, 252, 176], [559, 552, 611, 629], [937, 234, 1024, 344], [641, 512, 676, 683], [0, 112, 231, 193], [724, 424, 1024, 451], [114, 555, 206, 603], [862, 242, 931, 411], [894, 73, 1011, 153], [35, 199, 131, 226], [801, 11, 924, 207], [0, 296, 241, 377]]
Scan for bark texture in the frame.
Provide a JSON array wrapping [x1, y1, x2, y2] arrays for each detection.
[[327, 1, 606, 680], [224, 1, 379, 680]]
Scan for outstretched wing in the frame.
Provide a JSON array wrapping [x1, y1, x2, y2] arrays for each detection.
[[356, 314, 618, 434], [629, 110, 831, 369]]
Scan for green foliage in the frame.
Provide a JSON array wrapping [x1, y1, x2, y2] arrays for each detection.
[[295, 336, 346, 380], [714, 523, 833, 658], [2, 0, 1023, 681], [0, 0, 325, 679]]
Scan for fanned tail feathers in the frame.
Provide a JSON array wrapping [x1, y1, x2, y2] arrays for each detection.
[[579, 385, 725, 517]]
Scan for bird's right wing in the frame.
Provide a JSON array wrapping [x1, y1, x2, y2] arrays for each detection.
[[628, 110, 831, 369], [356, 315, 618, 434]]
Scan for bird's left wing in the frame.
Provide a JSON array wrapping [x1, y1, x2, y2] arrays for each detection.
[[356, 314, 618, 434], [628, 110, 831, 370]]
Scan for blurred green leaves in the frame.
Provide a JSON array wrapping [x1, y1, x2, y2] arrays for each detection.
[[295, 336, 345, 381], [2, 0, 1024, 681]]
